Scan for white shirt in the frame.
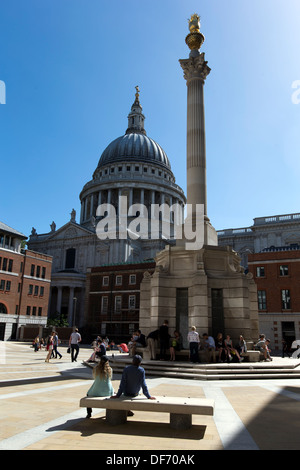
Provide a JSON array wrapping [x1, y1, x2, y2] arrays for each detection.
[[70, 332, 81, 345], [187, 331, 200, 343]]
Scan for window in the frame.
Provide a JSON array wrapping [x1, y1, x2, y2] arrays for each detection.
[[279, 265, 289, 276], [2, 258, 7, 271], [40, 286, 44, 297], [256, 266, 265, 277], [20, 262, 23, 273], [26, 306, 31, 315], [28, 284, 33, 295], [101, 296, 108, 314], [0, 280, 5, 291], [34, 285, 39, 296], [115, 296, 122, 314], [65, 248, 76, 269], [129, 274, 136, 285], [281, 290, 291, 309], [30, 264, 35, 277], [36, 266, 40, 278], [38, 307, 42, 316], [129, 295, 136, 310], [8, 259, 13, 272], [115, 275, 122, 286], [5, 281, 11, 292], [102, 276, 109, 287], [32, 306, 36, 316], [42, 267, 46, 279], [257, 290, 267, 310]]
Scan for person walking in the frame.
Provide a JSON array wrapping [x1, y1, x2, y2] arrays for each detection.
[[45, 333, 54, 363], [69, 328, 82, 362], [33, 336, 40, 352], [85, 355, 114, 418], [187, 326, 200, 363], [51, 331, 62, 359]]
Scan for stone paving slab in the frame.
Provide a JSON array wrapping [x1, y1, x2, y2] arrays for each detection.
[[1, 342, 300, 451]]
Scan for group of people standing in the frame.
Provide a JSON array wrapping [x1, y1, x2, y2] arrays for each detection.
[[135, 321, 248, 364], [146, 320, 182, 361]]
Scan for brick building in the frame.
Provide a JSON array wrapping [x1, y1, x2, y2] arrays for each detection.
[[85, 260, 155, 343], [0, 221, 52, 340], [248, 246, 300, 351]]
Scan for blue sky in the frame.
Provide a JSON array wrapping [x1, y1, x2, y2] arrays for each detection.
[[1, 0, 300, 238]]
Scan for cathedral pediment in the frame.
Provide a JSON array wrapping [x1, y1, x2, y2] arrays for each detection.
[[46, 222, 94, 241]]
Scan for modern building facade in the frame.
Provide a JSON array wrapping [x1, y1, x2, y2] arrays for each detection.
[[0, 221, 52, 340]]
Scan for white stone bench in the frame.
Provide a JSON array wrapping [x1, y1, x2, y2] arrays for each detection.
[[241, 351, 262, 362], [79, 395, 214, 430]]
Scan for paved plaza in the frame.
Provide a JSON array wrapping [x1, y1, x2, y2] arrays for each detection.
[[0, 341, 300, 451]]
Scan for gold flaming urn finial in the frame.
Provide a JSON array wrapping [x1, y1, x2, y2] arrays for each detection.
[[185, 13, 205, 53]]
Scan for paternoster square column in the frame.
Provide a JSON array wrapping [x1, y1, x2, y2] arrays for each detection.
[[179, 14, 217, 246]]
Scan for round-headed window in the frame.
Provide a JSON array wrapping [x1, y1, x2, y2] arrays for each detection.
[[0, 303, 7, 314]]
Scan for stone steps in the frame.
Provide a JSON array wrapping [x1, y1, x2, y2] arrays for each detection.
[[101, 355, 300, 381]]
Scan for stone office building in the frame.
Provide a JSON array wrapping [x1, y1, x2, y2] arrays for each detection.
[[217, 212, 300, 268]]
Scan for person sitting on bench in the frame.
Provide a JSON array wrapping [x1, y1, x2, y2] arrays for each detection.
[[111, 355, 155, 414]]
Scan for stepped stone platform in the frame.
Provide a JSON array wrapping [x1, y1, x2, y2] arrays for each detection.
[[83, 354, 300, 381]]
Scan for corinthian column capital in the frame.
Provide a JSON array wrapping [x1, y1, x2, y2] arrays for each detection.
[[179, 53, 211, 83]]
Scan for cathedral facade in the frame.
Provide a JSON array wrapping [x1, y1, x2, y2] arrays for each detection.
[[28, 90, 186, 327]]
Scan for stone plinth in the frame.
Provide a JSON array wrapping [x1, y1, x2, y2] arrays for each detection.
[[139, 244, 259, 345]]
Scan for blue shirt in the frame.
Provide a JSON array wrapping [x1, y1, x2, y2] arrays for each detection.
[[116, 365, 151, 399]]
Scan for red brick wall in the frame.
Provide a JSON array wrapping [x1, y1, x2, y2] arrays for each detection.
[[248, 250, 300, 312], [19, 250, 52, 318], [0, 250, 24, 315], [0, 248, 52, 318]]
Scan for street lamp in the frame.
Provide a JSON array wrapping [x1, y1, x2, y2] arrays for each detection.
[[73, 297, 77, 327]]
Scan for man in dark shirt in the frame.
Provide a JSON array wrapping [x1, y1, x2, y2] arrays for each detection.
[[111, 355, 155, 401], [159, 320, 169, 360]]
